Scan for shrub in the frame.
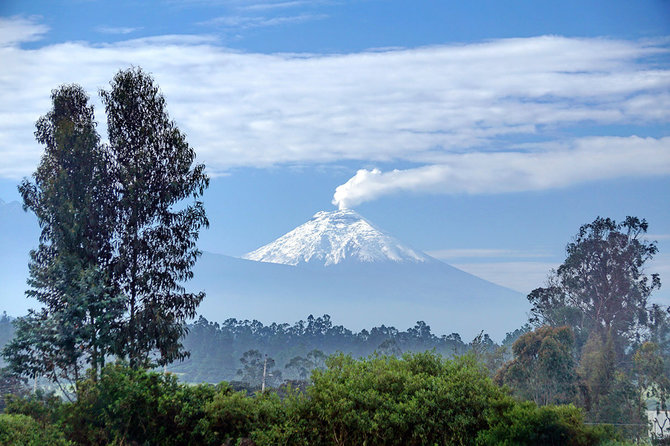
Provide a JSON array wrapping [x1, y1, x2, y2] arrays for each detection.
[[267, 352, 510, 446], [0, 413, 71, 445], [61, 362, 218, 445], [1, 353, 614, 446], [478, 401, 617, 446]]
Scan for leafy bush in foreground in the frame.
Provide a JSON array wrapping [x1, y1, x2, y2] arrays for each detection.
[[3, 354, 618, 445], [0, 413, 71, 445], [480, 401, 616, 446]]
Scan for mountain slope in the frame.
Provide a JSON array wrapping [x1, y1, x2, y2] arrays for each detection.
[[197, 209, 530, 339], [0, 202, 530, 339], [192, 251, 527, 340]]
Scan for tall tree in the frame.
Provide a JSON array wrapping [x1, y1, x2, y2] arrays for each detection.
[[100, 67, 209, 367], [3, 85, 122, 390], [528, 216, 661, 357], [526, 216, 664, 431]]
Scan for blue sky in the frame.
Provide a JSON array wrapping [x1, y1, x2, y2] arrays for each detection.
[[0, 0, 669, 302]]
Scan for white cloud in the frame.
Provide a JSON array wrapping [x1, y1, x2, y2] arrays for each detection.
[[240, 1, 334, 11], [199, 13, 326, 29], [1, 16, 669, 181], [96, 26, 142, 35], [332, 136, 670, 209], [453, 261, 559, 294], [0, 16, 48, 46]]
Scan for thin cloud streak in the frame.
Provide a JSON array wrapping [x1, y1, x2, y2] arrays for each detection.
[[427, 249, 550, 259], [452, 261, 559, 294], [240, 1, 334, 11], [199, 13, 327, 29], [96, 26, 142, 35], [1, 17, 669, 181], [0, 16, 49, 46]]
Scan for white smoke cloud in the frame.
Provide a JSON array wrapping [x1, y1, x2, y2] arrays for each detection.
[[332, 136, 670, 209]]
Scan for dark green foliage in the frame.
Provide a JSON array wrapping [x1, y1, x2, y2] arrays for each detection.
[[203, 388, 288, 445], [263, 352, 614, 446], [100, 68, 209, 368], [496, 326, 577, 405], [4, 389, 67, 432], [4, 85, 121, 389], [478, 401, 616, 446], [5, 69, 209, 387], [1, 353, 616, 446], [59, 362, 215, 445], [285, 352, 507, 445]]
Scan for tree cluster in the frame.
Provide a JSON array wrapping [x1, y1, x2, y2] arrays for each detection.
[[171, 314, 478, 383], [498, 217, 669, 440], [2, 68, 209, 394]]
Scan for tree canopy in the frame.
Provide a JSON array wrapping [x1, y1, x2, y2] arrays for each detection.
[[4, 85, 121, 390]]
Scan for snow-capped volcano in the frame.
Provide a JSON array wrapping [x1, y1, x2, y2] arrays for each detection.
[[243, 209, 432, 267]]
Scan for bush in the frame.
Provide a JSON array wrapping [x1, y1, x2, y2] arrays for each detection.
[[4, 389, 66, 427], [61, 362, 218, 445], [0, 413, 71, 445], [478, 401, 617, 445], [2, 354, 614, 446], [203, 387, 290, 445], [264, 352, 510, 445]]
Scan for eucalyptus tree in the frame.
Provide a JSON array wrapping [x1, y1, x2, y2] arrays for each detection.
[[3, 85, 122, 390], [100, 67, 209, 368], [528, 216, 661, 356]]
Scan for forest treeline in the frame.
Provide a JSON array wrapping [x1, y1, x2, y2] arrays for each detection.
[[173, 314, 505, 384], [0, 67, 668, 445]]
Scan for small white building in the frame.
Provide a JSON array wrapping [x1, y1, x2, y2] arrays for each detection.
[[648, 410, 670, 439]]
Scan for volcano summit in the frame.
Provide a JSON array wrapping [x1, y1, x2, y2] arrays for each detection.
[[244, 209, 431, 267]]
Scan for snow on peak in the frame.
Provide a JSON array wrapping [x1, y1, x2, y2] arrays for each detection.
[[243, 209, 431, 267]]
